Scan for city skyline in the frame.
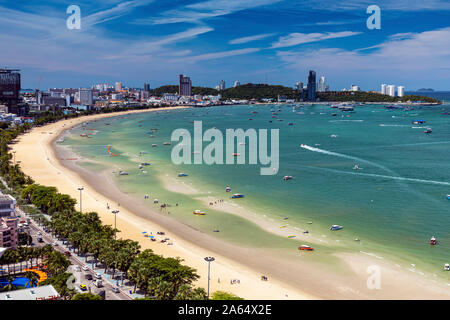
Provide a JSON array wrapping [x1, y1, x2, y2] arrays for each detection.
[[1, 1, 450, 90]]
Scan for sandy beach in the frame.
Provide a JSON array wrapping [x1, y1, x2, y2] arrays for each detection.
[[12, 107, 450, 300]]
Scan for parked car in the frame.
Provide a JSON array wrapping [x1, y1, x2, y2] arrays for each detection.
[[93, 279, 103, 288], [85, 274, 93, 281], [112, 287, 120, 293], [79, 284, 87, 291], [52, 241, 58, 246], [94, 273, 102, 280], [37, 237, 43, 243], [82, 266, 89, 271]]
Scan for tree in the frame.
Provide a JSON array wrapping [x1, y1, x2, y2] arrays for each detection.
[[211, 291, 244, 300], [72, 292, 103, 300]]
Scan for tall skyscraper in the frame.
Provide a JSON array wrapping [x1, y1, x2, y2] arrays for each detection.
[[0, 68, 21, 107], [318, 75, 326, 92], [307, 70, 317, 101], [381, 84, 387, 95], [397, 86, 405, 97], [115, 82, 122, 92], [387, 85, 396, 97], [179, 74, 192, 96], [144, 83, 150, 92], [79, 88, 93, 105], [219, 80, 226, 91], [234, 80, 240, 88]]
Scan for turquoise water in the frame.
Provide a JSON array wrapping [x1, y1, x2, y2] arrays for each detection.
[[61, 104, 450, 280]]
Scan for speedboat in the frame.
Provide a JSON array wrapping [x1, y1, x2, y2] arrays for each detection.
[[283, 176, 293, 181], [163, 142, 171, 145], [430, 236, 437, 245], [225, 186, 232, 192], [447, 195, 450, 200], [330, 225, 343, 231], [299, 245, 314, 251], [232, 194, 244, 199], [353, 165, 360, 170], [178, 173, 188, 177], [424, 128, 432, 134], [193, 210, 205, 215], [412, 120, 425, 124]]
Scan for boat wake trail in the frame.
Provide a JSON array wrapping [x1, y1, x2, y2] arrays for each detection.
[[300, 144, 396, 174], [302, 166, 450, 186]]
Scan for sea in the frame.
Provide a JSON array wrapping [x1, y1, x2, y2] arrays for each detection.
[[59, 102, 450, 283]]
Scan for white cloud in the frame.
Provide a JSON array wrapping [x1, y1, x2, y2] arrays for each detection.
[[277, 27, 450, 88], [229, 33, 275, 45], [271, 31, 362, 48]]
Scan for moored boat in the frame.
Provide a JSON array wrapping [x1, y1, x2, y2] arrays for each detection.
[[299, 245, 314, 251], [231, 193, 244, 199], [178, 173, 188, 177], [430, 236, 437, 245], [193, 210, 205, 215], [330, 225, 343, 231], [283, 176, 293, 181]]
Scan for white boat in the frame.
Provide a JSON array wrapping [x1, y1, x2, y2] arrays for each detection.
[[353, 165, 360, 170], [283, 176, 293, 181], [119, 171, 128, 175], [330, 225, 343, 231], [445, 263, 450, 271]]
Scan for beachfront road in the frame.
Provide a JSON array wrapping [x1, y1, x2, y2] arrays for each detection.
[[20, 209, 133, 300]]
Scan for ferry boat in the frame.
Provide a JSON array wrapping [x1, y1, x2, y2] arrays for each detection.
[[299, 245, 314, 251], [178, 173, 188, 177], [231, 194, 244, 199], [430, 236, 437, 245], [283, 176, 293, 181], [424, 128, 432, 134], [193, 210, 205, 215], [330, 225, 343, 231]]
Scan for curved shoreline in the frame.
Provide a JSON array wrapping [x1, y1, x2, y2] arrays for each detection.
[[12, 107, 450, 300]]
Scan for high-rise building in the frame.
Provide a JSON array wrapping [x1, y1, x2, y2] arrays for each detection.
[[386, 85, 396, 97], [179, 74, 192, 96], [144, 83, 150, 92], [115, 82, 122, 92], [0, 68, 21, 107], [294, 81, 303, 90], [381, 84, 387, 95], [307, 70, 317, 101], [350, 85, 360, 92], [79, 88, 93, 105], [318, 75, 326, 92], [397, 86, 405, 97], [234, 80, 240, 88], [219, 80, 226, 91]]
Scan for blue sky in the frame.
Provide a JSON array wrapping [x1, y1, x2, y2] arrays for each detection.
[[1, 0, 450, 91]]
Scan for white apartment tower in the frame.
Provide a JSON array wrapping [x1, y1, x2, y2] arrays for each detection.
[[397, 86, 405, 97], [381, 84, 387, 95], [387, 85, 396, 97]]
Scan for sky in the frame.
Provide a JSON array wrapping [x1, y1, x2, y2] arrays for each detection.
[[1, 0, 450, 91]]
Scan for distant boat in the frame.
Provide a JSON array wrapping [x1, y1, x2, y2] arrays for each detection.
[[178, 173, 188, 177], [225, 186, 231, 192], [288, 122, 294, 125], [412, 120, 425, 124], [193, 210, 205, 215], [299, 245, 314, 251], [152, 144, 157, 147], [447, 195, 450, 200], [430, 236, 437, 245], [445, 264, 450, 271], [353, 165, 360, 170], [119, 171, 128, 176], [424, 128, 432, 134], [231, 194, 244, 199], [330, 225, 343, 231], [283, 176, 293, 181], [163, 142, 171, 145]]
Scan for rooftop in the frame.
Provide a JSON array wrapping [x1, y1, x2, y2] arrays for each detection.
[[0, 285, 59, 300]]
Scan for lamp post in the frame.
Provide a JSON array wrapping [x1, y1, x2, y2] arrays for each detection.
[[112, 210, 119, 240], [77, 187, 84, 212], [204, 256, 215, 300]]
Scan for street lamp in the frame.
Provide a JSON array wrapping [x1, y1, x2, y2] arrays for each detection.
[[204, 256, 215, 300], [77, 187, 84, 212], [112, 210, 119, 240]]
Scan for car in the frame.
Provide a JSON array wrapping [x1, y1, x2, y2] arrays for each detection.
[[37, 237, 43, 243], [79, 284, 87, 291], [112, 287, 120, 293], [94, 273, 102, 280], [82, 266, 89, 271], [85, 274, 93, 281], [37, 232, 42, 236]]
